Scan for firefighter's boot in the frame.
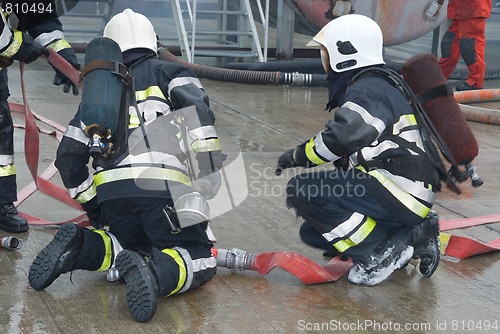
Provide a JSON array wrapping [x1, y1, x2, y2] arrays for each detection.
[[115, 250, 158, 322], [348, 236, 414, 286], [411, 210, 440, 277], [0, 203, 29, 233], [29, 223, 83, 290]]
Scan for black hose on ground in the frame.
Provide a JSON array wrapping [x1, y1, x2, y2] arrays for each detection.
[[158, 49, 328, 86], [225, 57, 500, 81]]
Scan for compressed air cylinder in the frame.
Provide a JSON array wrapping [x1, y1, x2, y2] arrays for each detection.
[[80, 37, 124, 135], [402, 54, 478, 164]]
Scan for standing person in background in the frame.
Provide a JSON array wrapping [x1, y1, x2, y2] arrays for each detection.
[[438, 0, 492, 91], [0, 0, 80, 233]]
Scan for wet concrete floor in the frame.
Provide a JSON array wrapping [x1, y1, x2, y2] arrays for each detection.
[[1, 55, 499, 334]]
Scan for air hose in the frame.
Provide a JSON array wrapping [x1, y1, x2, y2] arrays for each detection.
[[158, 49, 327, 86]]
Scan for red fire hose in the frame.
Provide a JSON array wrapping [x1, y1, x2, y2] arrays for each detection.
[[213, 215, 500, 285], [11, 49, 500, 285], [12, 49, 89, 227]]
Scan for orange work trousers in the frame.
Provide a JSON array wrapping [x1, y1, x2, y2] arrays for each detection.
[[438, 18, 487, 88]]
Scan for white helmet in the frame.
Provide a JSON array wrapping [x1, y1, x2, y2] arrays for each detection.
[[103, 8, 157, 54], [307, 14, 385, 73]]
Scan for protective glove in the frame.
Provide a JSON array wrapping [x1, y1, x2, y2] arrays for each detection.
[[46, 40, 80, 95], [7, 31, 48, 64], [86, 207, 106, 229], [0, 56, 14, 68], [275, 148, 299, 176], [193, 169, 222, 200]]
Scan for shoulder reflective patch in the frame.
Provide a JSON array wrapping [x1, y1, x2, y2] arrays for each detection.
[[342, 101, 386, 134], [168, 77, 203, 95], [392, 114, 417, 135]]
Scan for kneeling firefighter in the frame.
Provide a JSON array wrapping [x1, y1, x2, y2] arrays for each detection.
[[28, 8, 225, 322], [275, 14, 448, 286]]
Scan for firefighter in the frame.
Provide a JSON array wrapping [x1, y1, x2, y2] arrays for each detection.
[[0, 0, 79, 233], [28, 9, 224, 322], [275, 14, 441, 286], [438, 0, 492, 91]]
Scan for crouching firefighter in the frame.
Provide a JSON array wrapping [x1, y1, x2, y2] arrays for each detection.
[[275, 14, 446, 286], [28, 9, 226, 322]]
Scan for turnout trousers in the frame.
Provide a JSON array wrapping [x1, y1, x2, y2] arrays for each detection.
[[285, 168, 414, 261], [439, 18, 487, 88], [0, 68, 17, 203], [75, 197, 217, 297]]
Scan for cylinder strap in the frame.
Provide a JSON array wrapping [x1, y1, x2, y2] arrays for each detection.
[[80, 59, 130, 86]]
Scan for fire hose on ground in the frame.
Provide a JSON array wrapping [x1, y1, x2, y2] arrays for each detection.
[[10, 47, 500, 285]]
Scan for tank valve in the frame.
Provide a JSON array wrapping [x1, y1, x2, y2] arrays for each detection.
[[466, 163, 484, 187]]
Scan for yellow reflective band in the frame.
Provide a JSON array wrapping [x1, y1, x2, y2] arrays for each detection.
[[333, 216, 376, 253], [0, 164, 16, 177], [357, 166, 430, 218], [0, 30, 22, 58], [129, 114, 140, 129], [47, 39, 71, 53], [191, 138, 221, 153], [135, 86, 166, 102], [393, 114, 417, 135], [94, 166, 192, 187], [75, 183, 97, 204], [94, 230, 113, 271], [439, 232, 451, 255], [305, 137, 326, 166], [162, 248, 187, 296]]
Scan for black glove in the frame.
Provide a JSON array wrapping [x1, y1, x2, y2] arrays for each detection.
[[10, 32, 48, 64], [0, 56, 14, 68], [47, 40, 80, 95], [86, 207, 106, 229], [193, 169, 222, 200], [275, 148, 299, 176]]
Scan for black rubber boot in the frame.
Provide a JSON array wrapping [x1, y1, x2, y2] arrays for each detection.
[[348, 239, 414, 286], [115, 250, 158, 322], [28, 223, 83, 290], [456, 82, 480, 91], [411, 210, 440, 277], [0, 203, 29, 233]]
